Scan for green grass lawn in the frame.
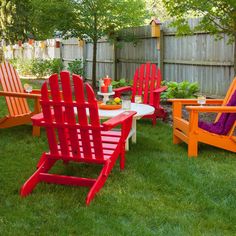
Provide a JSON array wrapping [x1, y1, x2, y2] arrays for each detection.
[[0, 82, 236, 235]]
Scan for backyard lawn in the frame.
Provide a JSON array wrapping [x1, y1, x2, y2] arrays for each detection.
[[0, 84, 235, 235]]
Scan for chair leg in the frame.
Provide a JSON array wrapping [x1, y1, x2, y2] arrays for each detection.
[[32, 125, 40, 137], [86, 162, 112, 205], [120, 143, 126, 170], [173, 133, 182, 144], [152, 115, 157, 126], [188, 138, 198, 157], [21, 158, 56, 196]]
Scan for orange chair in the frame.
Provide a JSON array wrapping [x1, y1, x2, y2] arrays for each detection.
[[0, 61, 41, 136], [169, 78, 236, 157], [114, 62, 167, 125]]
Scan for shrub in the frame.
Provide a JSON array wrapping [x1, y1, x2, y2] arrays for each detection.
[[49, 59, 64, 74], [8, 58, 64, 78], [31, 59, 50, 78], [111, 78, 132, 88], [161, 80, 199, 99], [67, 59, 84, 76]]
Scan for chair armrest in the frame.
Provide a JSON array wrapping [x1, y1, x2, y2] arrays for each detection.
[[113, 86, 132, 97], [0, 91, 41, 99], [25, 89, 41, 95], [186, 106, 236, 113], [102, 111, 136, 130], [31, 113, 44, 126], [153, 86, 167, 93], [168, 98, 224, 105]]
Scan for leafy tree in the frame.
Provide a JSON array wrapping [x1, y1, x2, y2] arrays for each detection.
[[145, 0, 170, 21], [163, 0, 236, 75], [0, 0, 74, 43], [29, 0, 75, 40], [0, 0, 31, 43], [68, 0, 147, 88]]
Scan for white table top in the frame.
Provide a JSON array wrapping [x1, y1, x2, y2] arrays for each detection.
[[98, 103, 154, 119]]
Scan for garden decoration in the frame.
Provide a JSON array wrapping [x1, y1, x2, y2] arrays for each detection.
[[0, 61, 41, 136], [98, 75, 115, 104], [169, 78, 236, 157], [20, 71, 136, 205], [114, 62, 167, 125]]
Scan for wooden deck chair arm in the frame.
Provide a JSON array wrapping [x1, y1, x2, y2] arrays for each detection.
[[0, 91, 41, 99], [27, 89, 62, 98], [113, 86, 132, 97], [168, 98, 224, 105], [102, 111, 137, 130], [153, 86, 168, 94], [31, 113, 44, 126], [186, 105, 236, 113]]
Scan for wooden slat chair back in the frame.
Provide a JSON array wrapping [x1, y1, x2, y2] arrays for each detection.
[[41, 72, 104, 161], [0, 62, 30, 116], [0, 61, 41, 136], [132, 63, 162, 106], [114, 62, 167, 125], [21, 71, 136, 205], [169, 77, 236, 157]]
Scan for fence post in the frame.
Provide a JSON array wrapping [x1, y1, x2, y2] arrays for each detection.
[[83, 41, 87, 79], [160, 29, 164, 79]]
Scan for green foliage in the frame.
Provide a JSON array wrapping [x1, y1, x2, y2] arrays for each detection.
[[111, 78, 133, 88], [31, 59, 50, 78], [67, 59, 84, 76], [9, 59, 33, 76], [48, 58, 64, 74], [162, 0, 236, 40], [161, 80, 199, 99], [9, 58, 64, 78], [0, 1, 31, 43], [0, 0, 74, 43], [145, 0, 170, 21]]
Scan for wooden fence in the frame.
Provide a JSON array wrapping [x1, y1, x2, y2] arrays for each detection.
[[3, 18, 235, 96]]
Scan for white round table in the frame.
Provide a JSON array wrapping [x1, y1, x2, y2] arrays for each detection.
[[98, 103, 154, 150]]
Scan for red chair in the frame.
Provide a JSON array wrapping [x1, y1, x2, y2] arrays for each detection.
[[20, 71, 136, 205], [114, 62, 167, 125]]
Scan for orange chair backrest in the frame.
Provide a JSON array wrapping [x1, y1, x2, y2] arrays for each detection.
[[0, 61, 30, 116], [215, 78, 236, 122], [40, 72, 104, 160], [131, 62, 162, 106]]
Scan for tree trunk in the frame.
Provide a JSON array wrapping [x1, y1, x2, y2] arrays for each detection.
[[92, 40, 97, 88], [113, 41, 118, 81]]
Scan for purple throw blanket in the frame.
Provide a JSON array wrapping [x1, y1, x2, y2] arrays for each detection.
[[198, 90, 236, 135]]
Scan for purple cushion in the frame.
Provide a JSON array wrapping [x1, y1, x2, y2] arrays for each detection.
[[199, 90, 236, 135]]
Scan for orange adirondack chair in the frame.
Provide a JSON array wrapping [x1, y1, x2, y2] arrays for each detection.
[[20, 72, 136, 205], [169, 78, 236, 157], [114, 62, 167, 125], [0, 61, 41, 136]]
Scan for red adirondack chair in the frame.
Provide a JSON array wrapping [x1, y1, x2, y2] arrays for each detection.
[[114, 62, 167, 125], [20, 71, 136, 205]]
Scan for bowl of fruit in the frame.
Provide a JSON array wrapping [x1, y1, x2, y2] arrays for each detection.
[[98, 97, 122, 110]]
